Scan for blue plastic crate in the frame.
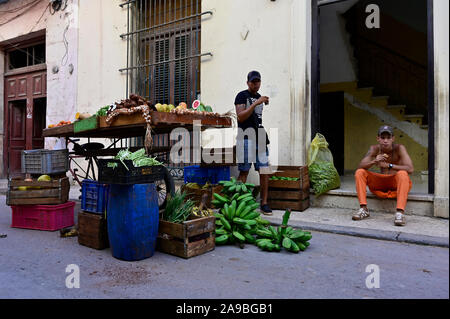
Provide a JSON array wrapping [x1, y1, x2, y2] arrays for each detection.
[[81, 180, 109, 214], [184, 166, 230, 185]]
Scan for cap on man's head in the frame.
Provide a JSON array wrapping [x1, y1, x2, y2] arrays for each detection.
[[378, 125, 394, 136], [247, 71, 261, 82]]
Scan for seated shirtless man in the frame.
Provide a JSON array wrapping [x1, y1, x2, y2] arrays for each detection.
[[352, 125, 414, 226]]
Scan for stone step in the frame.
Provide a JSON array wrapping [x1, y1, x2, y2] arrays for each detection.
[[368, 95, 389, 108], [311, 189, 434, 217], [403, 114, 424, 126], [385, 104, 406, 120]]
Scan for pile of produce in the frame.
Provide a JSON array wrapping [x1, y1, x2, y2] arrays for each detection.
[[308, 161, 340, 197], [107, 148, 162, 170], [162, 191, 196, 224], [184, 182, 215, 190], [47, 120, 72, 128], [269, 176, 300, 181], [254, 209, 312, 253], [191, 193, 214, 218], [16, 175, 53, 191], [155, 102, 186, 112], [213, 177, 312, 253]]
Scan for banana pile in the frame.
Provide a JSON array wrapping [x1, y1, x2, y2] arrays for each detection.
[[213, 191, 270, 246], [212, 179, 312, 253], [218, 177, 255, 195], [255, 210, 312, 253]]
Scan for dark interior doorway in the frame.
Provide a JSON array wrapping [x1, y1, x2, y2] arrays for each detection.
[[311, 0, 434, 194]]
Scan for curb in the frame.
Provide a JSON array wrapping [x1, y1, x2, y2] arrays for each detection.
[[264, 217, 449, 248]]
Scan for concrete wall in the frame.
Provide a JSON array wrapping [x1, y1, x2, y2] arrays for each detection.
[[433, 0, 449, 218], [201, 0, 312, 184]]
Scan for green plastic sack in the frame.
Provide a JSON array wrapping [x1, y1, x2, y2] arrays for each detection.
[[307, 133, 340, 197]]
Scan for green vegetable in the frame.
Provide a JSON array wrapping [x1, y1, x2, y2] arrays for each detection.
[[96, 105, 110, 117], [162, 191, 195, 224], [308, 161, 340, 197]]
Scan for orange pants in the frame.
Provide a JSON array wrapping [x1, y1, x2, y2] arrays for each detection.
[[355, 169, 412, 211]]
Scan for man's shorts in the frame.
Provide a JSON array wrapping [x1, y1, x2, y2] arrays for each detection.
[[236, 138, 269, 172]]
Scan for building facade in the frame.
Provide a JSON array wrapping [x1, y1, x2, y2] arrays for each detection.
[[0, 0, 448, 218]]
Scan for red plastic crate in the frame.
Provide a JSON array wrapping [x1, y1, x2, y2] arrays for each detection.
[[11, 201, 75, 231]]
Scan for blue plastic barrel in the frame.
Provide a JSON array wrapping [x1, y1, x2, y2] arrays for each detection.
[[107, 183, 159, 261]]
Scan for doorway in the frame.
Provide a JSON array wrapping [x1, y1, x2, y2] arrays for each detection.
[[311, 0, 433, 194], [3, 41, 47, 177]]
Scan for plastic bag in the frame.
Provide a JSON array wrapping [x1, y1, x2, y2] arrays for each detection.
[[307, 133, 340, 197]]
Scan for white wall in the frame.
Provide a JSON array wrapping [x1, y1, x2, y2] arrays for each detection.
[[433, 0, 449, 218], [76, 0, 128, 114], [201, 0, 311, 184]]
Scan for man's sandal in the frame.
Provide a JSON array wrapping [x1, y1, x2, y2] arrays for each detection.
[[352, 208, 370, 221], [394, 212, 406, 226]]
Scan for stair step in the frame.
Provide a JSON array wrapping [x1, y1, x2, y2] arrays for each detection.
[[404, 114, 424, 118], [371, 95, 390, 100], [385, 105, 406, 119], [368, 96, 389, 108], [421, 125, 429, 129], [311, 191, 434, 217]]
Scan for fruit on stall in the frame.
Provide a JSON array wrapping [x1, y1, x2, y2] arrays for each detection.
[[75, 112, 92, 120], [48, 120, 72, 128], [37, 175, 52, 182]]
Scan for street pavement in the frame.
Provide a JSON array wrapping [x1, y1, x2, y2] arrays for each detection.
[[0, 195, 448, 299]]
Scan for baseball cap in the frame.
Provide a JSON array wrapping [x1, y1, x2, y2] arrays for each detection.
[[378, 125, 394, 136], [247, 71, 261, 82]]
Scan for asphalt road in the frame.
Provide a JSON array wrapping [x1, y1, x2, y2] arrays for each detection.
[[0, 199, 448, 299]]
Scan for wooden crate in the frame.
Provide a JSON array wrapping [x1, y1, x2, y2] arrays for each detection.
[[6, 177, 70, 206], [181, 184, 223, 208], [98, 111, 232, 128], [268, 166, 310, 212], [156, 216, 215, 259], [77, 211, 109, 250]]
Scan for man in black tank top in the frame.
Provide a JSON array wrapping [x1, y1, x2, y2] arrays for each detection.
[[235, 71, 272, 214], [353, 125, 414, 226]]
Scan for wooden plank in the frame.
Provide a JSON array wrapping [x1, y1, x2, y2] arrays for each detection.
[[185, 216, 215, 237], [269, 178, 310, 191], [158, 220, 185, 239], [268, 190, 309, 201], [7, 197, 67, 205], [186, 235, 215, 258], [42, 123, 74, 137], [10, 179, 62, 188], [9, 188, 60, 199], [156, 237, 187, 258], [268, 198, 310, 212], [99, 112, 232, 129]]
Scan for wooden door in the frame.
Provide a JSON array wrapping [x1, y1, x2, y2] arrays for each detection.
[[3, 69, 46, 177]]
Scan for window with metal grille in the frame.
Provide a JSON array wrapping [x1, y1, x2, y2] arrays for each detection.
[[119, 0, 212, 175], [120, 0, 211, 106]]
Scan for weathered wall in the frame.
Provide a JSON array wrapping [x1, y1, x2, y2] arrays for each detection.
[[201, 0, 311, 184], [0, 0, 79, 171], [433, 0, 449, 218], [76, 0, 127, 114]]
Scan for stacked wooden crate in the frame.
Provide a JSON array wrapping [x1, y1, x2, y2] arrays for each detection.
[[267, 166, 310, 212]]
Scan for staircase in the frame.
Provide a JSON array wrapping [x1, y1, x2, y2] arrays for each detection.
[[318, 82, 432, 217]]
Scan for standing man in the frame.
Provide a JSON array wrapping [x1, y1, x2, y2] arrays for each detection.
[[235, 71, 272, 215], [353, 125, 414, 226]]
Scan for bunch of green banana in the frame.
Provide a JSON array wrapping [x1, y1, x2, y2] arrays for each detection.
[[218, 177, 255, 196], [255, 209, 312, 253], [214, 195, 262, 246]]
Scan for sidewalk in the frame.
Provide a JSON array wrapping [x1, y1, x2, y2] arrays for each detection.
[[263, 207, 449, 248], [3, 182, 448, 248]]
